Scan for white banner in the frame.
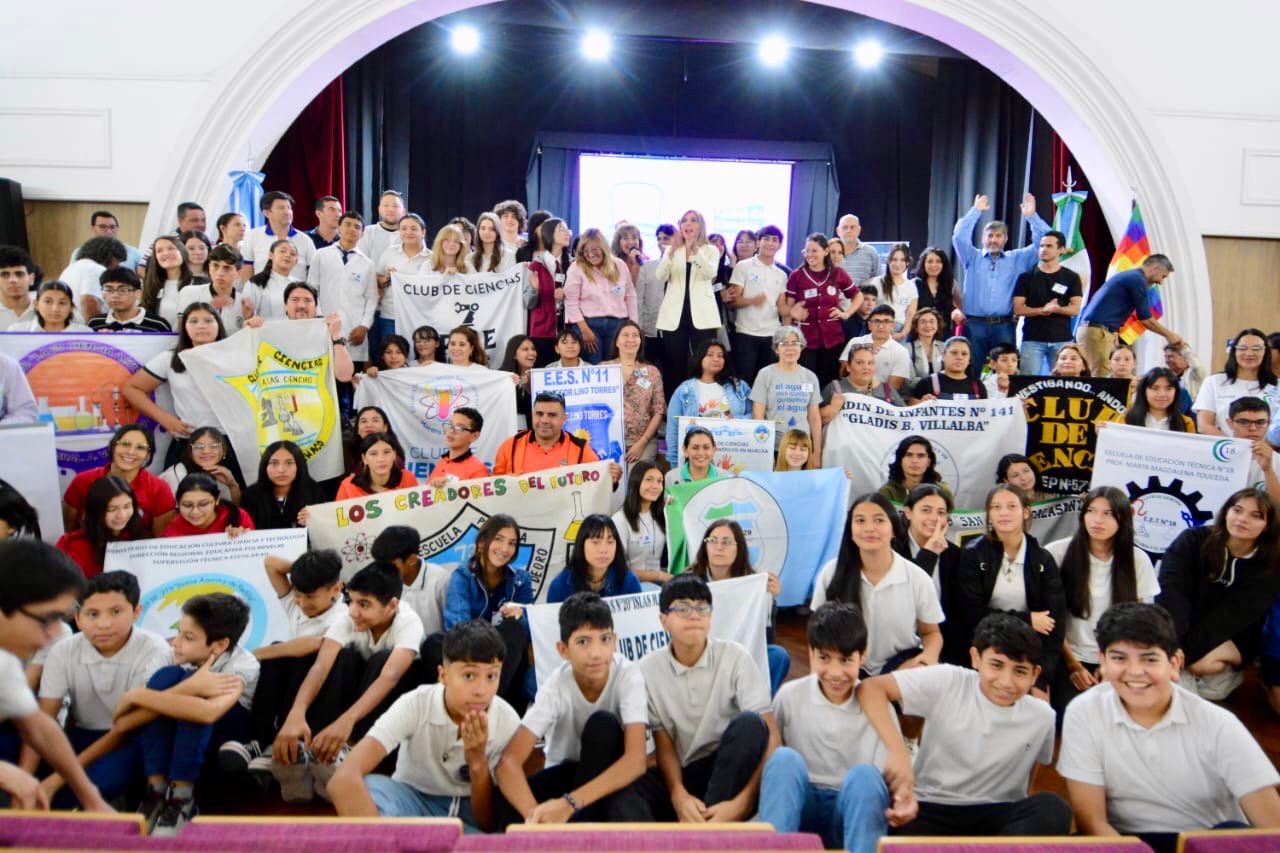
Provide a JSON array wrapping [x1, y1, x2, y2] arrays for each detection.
[[0, 423, 64, 542], [0, 332, 176, 490], [824, 396, 1028, 509], [180, 319, 343, 485], [530, 366, 625, 465], [391, 269, 526, 362], [104, 528, 309, 651], [677, 417, 776, 474], [1091, 423, 1252, 557], [306, 462, 613, 601], [526, 573, 769, 686], [354, 364, 517, 478]]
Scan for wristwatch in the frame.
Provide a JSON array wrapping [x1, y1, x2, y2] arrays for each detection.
[[562, 792, 580, 814], [331, 337, 347, 346]]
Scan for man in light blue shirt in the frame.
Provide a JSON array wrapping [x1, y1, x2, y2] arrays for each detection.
[[952, 193, 1050, 369]]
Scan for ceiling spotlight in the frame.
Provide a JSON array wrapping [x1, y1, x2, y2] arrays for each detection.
[[853, 39, 884, 69], [582, 29, 612, 61], [759, 35, 789, 68], [450, 25, 479, 55]]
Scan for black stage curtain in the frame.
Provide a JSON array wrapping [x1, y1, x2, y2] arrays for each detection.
[[336, 24, 1057, 264]]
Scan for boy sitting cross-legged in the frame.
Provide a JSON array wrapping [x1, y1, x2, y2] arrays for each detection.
[[326, 620, 521, 832], [858, 611, 1071, 838], [619, 573, 779, 822], [29, 571, 171, 808], [1059, 602, 1280, 853], [218, 550, 344, 781], [114, 593, 259, 836], [271, 561, 425, 802], [495, 592, 648, 825], [760, 602, 917, 853]]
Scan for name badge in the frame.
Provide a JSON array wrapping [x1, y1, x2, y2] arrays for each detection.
[[612, 284, 625, 297], [953, 393, 969, 400], [1051, 283, 1068, 295], [801, 383, 814, 393], [803, 288, 818, 299], [636, 376, 651, 389]]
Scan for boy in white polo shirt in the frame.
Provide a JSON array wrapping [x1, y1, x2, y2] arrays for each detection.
[[760, 602, 917, 853], [496, 592, 649, 825], [271, 562, 425, 802], [623, 574, 778, 822], [1059, 603, 1280, 853], [31, 571, 171, 807], [326, 620, 520, 831], [859, 611, 1071, 837], [219, 550, 345, 779]]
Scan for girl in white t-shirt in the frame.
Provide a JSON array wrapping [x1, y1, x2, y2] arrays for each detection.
[[1194, 328, 1279, 436], [141, 235, 193, 329], [1045, 486, 1159, 715], [871, 243, 917, 339], [242, 240, 302, 321], [122, 303, 226, 441], [612, 460, 669, 585]]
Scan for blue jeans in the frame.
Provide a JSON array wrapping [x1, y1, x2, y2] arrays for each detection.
[[583, 317, 624, 364], [365, 775, 480, 832], [963, 318, 1015, 375], [759, 747, 889, 853], [139, 665, 249, 783], [57, 727, 143, 808], [1019, 339, 1067, 375], [767, 644, 791, 697]]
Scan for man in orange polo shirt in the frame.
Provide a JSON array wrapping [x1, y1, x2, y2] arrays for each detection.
[[492, 392, 622, 484]]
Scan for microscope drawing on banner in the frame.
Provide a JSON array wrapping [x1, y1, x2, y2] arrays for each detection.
[[259, 394, 305, 437]]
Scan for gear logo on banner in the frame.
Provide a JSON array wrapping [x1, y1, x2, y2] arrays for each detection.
[[223, 342, 335, 460], [1126, 476, 1215, 558]]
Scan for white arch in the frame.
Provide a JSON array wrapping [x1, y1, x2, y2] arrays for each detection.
[[145, 0, 1212, 355]]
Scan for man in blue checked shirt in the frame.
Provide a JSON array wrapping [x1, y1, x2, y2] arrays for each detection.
[[952, 193, 1050, 370]]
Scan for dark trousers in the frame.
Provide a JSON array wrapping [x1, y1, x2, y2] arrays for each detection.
[[496, 710, 637, 827], [1051, 660, 1098, 724], [800, 346, 843, 389], [246, 655, 316, 745], [661, 325, 718, 391], [894, 794, 1072, 837], [731, 332, 776, 389], [422, 621, 529, 712], [307, 647, 426, 741], [139, 665, 250, 784], [612, 711, 768, 820], [532, 337, 558, 368], [1139, 822, 1248, 853]]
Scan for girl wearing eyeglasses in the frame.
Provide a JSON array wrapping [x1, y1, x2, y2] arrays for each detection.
[[162, 472, 253, 537], [688, 518, 789, 695], [159, 426, 242, 505], [62, 424, 175, 538], [1194, 328, 1278, 436]]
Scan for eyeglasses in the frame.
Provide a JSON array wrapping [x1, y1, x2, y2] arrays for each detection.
[[777, 340, 803, 348], [179, 499, 215, 512], [1234, 345, 1266, 354], [1230, 417, 1269, 429], [19, 605, 77, 629], [704, 536, 736, 547], [114, 441, 150, 453], [101, 286, 138, 295], [190, 442, 222, 452], [665, 602, 712, 618], [444, 422, 475, 434], [870, 318, 894, 325]]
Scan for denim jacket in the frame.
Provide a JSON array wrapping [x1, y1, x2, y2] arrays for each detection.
[[444, 563, 534, 630], [664, 377, 752, 465]]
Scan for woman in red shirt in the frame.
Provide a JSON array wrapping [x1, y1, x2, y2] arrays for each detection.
[[162, 472, 254, 537], [62, 424, 176, 537], [335, 432, 419, 500], [56, 475, 147, 577], [782, 233, 857, 388]]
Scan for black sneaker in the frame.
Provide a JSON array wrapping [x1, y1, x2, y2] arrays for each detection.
[[137, 787, 165, 832], [218, 738, 265, 776], [150, 794, 197, 838]]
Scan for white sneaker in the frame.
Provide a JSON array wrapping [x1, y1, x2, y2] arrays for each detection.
[[311, 745, 350, 803], [271, 745, 314, 804], [1192, 667, 1244, 701]]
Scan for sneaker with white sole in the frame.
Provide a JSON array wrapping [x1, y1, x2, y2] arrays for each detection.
[[311, 745, 350, 803], [270, 743, 314, 804], [248, 752, 275, 787], [218, 739, 266, 776], [150, 792, 196, 838], [1187, 667, 1244, 701], [137, 786, 166, 833]]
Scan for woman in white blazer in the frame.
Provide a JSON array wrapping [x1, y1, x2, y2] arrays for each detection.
[[656, 209, 723, 383]]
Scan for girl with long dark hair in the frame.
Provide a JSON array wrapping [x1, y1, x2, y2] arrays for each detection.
[[140, 235, 192, 328], [336, 433, 416, 500], [240, 441, 326, 529], [879, 436, 951, 504], [242, 239, 301, 321], [1124, 367, 1195, 431], [546, 514, 641, 602], [911, 247, 956, 336], [62, 424, 174, 537], [892, 484, 966, 665], [122, 303, 227, 444], [162, 472, 253, 537], [612, 461, 668, 585], [525, 217, 571, 366], [57, 475, 147, 577], [664, 339, 751, 466], [1194, 328, 1277, 436], [811, 493, 943, 677]]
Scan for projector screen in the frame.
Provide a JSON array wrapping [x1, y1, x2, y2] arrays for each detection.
[[577, 153, 793, 246]]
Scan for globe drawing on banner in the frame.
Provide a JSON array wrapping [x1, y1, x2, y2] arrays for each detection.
[[138, 573, 270, 650], [680, 479, 787, 571]]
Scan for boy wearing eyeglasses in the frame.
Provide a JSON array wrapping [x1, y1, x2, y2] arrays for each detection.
[[1226, 397, 1280, 502], [624, 574, 778, 822], [427, 407, 490, 485]]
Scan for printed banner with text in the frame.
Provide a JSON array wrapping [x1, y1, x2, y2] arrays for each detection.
[[104, 529, 309, 651], [1091, 423, 1251, 558], [1008, 375, 1130, 495], [824, 396, 1027, 509], [530, 365, 625, 464], [354, 363, 516, 477], [665, 468, 849, 607], [677, 417, 776, 473], [932, 495, 1082, 550], [527, 573, 769, 686], [0, 332, 176, 490], [391, 269, 526, 363], [181, 319, 343, 485], [307, 462, 613, 601]]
